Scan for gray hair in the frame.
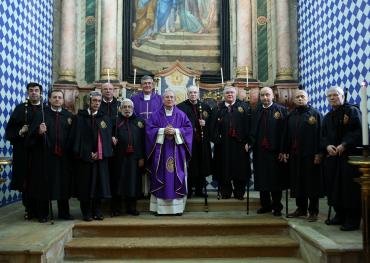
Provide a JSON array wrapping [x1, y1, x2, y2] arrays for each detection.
[[120, 98, 134, 108], [326, 86, 344, 96], [90, 90, 102, 98], [141, 75, 153, 83], [163, 88, 176, 96], [223, 86, 236, 94], [187, 85, 199, 92]]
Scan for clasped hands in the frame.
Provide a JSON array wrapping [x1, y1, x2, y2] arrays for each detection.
[[326, 144, 345, 156]]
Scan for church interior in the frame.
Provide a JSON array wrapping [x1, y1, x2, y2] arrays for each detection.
[[0, 0, 369, 262]]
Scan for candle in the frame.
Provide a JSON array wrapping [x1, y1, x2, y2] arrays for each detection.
[[246, 66, 249, 87], [361, 80, 369, 145], [134, 68, 137, 86], [107, 69, 110, 83], [220, 67, 224, 86]]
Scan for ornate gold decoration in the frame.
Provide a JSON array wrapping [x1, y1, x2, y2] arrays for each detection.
[[59, 69, 76, 82], [169, 71, 185, 86], [0, 157, 12, 185], [257, 16, 268, 25], [85, 16, 96, 25], [344, 114, 349, 125], [238, 106, 244, 113], [67, 117, 72, 125], [100, 120, 107, 129], [137, 121, 144, 128], [101, 68, 118, 80], [236, 66, 253, 79], [166, 157, 175, 173], [276, 67, 294, 81], [202, 111, 208, 118], [308, 116, 317, 125], [274, 111, 281, 119]]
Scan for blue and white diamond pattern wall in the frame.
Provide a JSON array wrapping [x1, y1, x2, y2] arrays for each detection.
[[297, 0, 370, 114], [0, 0, 54, 207]]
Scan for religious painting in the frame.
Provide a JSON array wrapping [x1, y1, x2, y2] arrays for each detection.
[[123, 0, 230, 83]]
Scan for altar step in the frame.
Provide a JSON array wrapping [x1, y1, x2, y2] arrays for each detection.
[[136, 194, 260, 213], [65, 259, 305, 263], [64, 218, 302, 261]]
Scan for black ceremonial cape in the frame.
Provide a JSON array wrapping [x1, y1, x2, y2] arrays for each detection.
[[112, 115, 145, 198], [321, 103, 362, 209], [5, 102, 43, 191], [210, 100, 252, 182], [70, 109, 113, 201], [27, 107, 73, 200], [282, 105, 323, 198], [177, 99, 212, 178], [251, 102, 287, 191]]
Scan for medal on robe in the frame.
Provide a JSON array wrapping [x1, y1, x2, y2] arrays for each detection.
[[238, 106, 244, 113], [308, 116, 316, 125], [343, 114, 349, 125], [274, 111, 281, 119], [202, 111, 208, 118], [100, 120, 107, 129], [67, 117, 72, 125], [166, 157, 175, 173], [137, 121, 144, 128]]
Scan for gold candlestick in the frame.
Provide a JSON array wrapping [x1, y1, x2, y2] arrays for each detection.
[[0, 157, 12, 184]]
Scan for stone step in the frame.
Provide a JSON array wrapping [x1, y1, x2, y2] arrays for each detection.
[[64, 257, 305, 263], [136, 196, 260, 212], [64, 235, 299, 260], [72, 217, 289, 238]]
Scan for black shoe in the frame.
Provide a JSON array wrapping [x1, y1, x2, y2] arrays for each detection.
[[24, 212, 34, 220], [127, 210, 140, 216], [221, 195, 231, 199], [58, 214, 74, 220], [257, 207, 272, 214], [38, 217, 48, 223], [273, 210, 282, 216], [325, 215, 344, 225], [287, 209, 307, 218], [83, 215, 93, 222], [340, 224, 359, 231], [175, 213, 183, 216], [234, 195, 244, 200], [307, 213, 318, 222], [93, 214, 104, 220]]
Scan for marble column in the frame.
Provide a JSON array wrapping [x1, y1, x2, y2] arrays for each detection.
[[100, 0, 118, 81], [236, 0, 253, 80], [58, 0, 76, 82], [275, 0, 294, 81]]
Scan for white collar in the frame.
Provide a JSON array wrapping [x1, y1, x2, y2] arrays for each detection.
[[50, 106, 62, 112], [225, 101, 235, 107], [262, 102, 273, 109], [165, 107, 173, 116], [103, 98, 113, 103], [87, 108, 98, 116], [144, 93, 151, 101]]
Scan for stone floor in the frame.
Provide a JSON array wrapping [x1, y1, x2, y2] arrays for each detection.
[[0, 192, 363, 262]]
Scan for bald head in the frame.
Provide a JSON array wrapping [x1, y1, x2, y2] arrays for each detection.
[[260, 87, 274, 107], [294, 90, 309, 106]]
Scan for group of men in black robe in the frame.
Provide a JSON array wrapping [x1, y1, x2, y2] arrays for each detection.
[[5, 81, 363, 231]]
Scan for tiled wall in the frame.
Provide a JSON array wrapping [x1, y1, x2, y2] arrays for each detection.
[[297, 0, 370, 114], [0, 0, 54, 207]]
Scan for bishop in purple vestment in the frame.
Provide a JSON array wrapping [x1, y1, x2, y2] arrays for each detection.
[[131, 75, 162, 121], [146, 89, 193, 215]]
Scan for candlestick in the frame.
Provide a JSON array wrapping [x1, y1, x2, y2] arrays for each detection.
[[134, 68, 137, 86], [220, 67, 224, 87], [246, 66, 249, 87], [107, 69, 110, 83], [362, 80, 369, 145]]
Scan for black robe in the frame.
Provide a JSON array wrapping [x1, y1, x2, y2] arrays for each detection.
[[70, 109, 113, 201], [26, 107, 73, 200], [112, 115, 145, 198], [177, 99, 212, 178], [251, 103, 287, 191], [282, 105, 323, 198], [100, 97, 119, 134], [321, 103, 362, 209], [5, 102, 43, 191], [210, 100, 252, 183]]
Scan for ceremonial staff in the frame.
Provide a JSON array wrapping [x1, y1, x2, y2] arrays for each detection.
[[198, 101, 208, 212], [41, 95, 54, 224]]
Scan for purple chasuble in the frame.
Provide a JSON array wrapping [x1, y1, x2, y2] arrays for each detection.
[[146, 106, 193, 199], [131, 91, 163, 120]]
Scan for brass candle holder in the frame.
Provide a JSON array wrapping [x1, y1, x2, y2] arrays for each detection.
[[349, 147, 370, 263], [0, 157, 12, 184]]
